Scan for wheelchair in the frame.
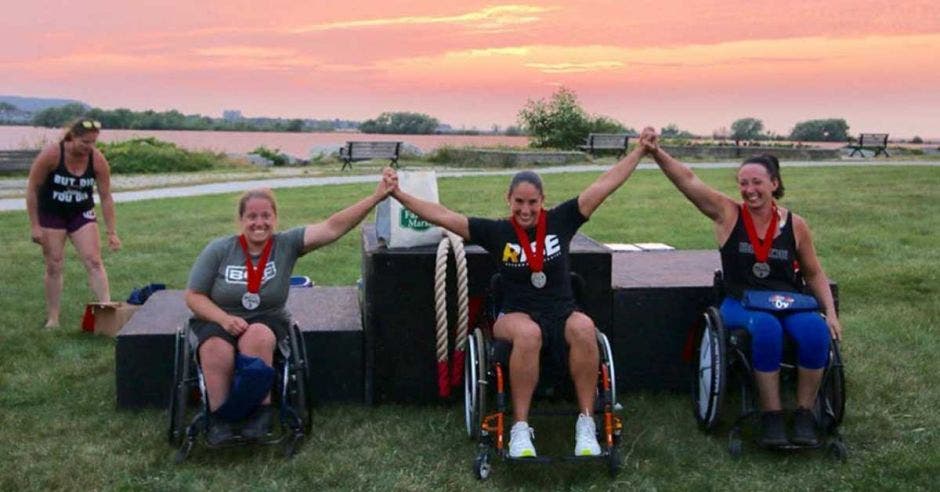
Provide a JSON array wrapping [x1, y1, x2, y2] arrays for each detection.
[[463, 272, 623, 479], [167, 320, 313, 463], [692, 271, 846, 460]]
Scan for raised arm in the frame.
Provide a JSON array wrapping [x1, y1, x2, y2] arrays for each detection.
[[302, 168, 395, 252], [93, 149, 121, 251], [644, 133, 737, 225], [577, 142, 646, 219], [793, 215, 842, 340], [391, 179, 470, 241]]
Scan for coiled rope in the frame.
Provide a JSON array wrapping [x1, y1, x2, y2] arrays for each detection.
[[434, 231, 469, 398]]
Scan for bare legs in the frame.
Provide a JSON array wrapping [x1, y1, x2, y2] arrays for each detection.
[[754, 367, 824, 411], [200, 323, 277, 412], [39, 222, 109, 328], [493, 311, 599, 423]]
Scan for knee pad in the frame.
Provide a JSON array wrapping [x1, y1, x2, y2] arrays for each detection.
[[214, 353, 274, 422]]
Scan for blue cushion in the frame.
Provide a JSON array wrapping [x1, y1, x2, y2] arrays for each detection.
[[213, 354, 275, 422]]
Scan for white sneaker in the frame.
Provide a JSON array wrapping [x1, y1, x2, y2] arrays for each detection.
[[509, 421, 537, 458], [574, 413, 602, 456]]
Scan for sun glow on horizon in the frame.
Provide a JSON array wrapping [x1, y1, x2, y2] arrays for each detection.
[[2, 1, 938, 135]]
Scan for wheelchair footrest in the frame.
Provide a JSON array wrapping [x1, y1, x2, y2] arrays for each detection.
[[504, 453, 614, 465]]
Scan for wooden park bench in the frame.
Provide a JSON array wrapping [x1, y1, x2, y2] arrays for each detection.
[[849, 133, 890, 157], [579, 133, 631, 158], [0, 149, 37, 173], [339, 141, 402, 171]]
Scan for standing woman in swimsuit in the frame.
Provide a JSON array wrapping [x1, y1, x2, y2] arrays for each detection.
[[26, 119, 121, 328]]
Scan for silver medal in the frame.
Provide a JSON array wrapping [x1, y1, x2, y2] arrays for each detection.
[[531, 271, 547, 289], [752, 262, 771, 279], [242, 292, 261, 310]]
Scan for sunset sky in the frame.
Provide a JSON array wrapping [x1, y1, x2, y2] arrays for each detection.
[[2, 1, 938, 137]]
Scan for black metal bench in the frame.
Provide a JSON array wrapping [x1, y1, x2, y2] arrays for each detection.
[[579, 133, 630, 158], [849, 133, 890, 157], [0, 149, 37, 173], [339, 141, 402, 171]]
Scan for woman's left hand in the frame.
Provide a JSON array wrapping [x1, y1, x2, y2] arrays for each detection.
[[826, 315, 842, 341], [107, 232, 122, 251], [378, 167, 398, 198]]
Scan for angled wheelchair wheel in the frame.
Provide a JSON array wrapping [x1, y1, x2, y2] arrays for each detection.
[[693, 307, 727, 432], [816, 340, 845, 433], [596, 330, 617, 408], [464, 329, 480, 439], [286, 324, 312, 435], [464, 329, 488, 440], [167, 327, 190, 446]]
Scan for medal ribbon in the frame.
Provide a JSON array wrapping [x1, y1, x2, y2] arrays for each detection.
[[238, 235, 273, 294], [740, 203, 778, 263], [510, 209, 547, 273]]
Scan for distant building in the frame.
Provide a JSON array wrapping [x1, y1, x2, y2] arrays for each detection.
[[222, 110, 243, 121]]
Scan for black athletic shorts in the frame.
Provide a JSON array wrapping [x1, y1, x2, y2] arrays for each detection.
[[190, 313, 289, 350], [500, 304, 581, 378]]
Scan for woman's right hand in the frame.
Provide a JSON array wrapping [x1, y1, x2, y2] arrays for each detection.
[[378, 167, 398, 199], [220, 314, 249, 336], [639, 126, 659, 153], [30, 224, 43, 245]]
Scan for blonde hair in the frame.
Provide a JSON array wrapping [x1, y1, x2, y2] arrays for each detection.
[[60, 118, 101, 144], [238, 188, 278, 218]]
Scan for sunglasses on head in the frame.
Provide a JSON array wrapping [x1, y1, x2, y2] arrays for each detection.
[[80, 120, 102, 129]]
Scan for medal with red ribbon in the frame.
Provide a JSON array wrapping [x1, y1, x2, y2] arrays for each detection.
[[238, 235, 273, 310], [740, 203, 778, 279], [510, 209, 547, 288]]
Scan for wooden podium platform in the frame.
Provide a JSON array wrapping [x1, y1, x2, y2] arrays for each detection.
[[115, 286, 363, 408]]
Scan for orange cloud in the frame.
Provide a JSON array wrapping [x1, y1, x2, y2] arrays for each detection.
[[289, 4, 556, 33]]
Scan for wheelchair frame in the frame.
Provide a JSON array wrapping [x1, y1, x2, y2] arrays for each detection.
[[692, 275, 847, 460], [462, 273, 623, 479], [167, 321, 313, 463]]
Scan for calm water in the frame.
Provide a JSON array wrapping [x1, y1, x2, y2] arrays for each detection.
[[0, 126, 530, 156]]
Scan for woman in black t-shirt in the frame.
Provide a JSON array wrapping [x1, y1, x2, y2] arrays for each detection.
[[389, 132, 650, 458], [26, 118, 120, 328], [640, 131, 841, 447]]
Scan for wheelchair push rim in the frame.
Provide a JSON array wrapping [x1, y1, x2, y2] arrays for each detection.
[[693, 307, 726, 431]]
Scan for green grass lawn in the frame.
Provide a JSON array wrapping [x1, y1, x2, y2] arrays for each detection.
[[1, 165, 937, 490]]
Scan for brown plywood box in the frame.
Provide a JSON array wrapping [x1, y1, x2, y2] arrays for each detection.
[[87, 302, 140, 337]]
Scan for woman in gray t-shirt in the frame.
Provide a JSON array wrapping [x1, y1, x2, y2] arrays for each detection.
[[186, 171, 395, 443]]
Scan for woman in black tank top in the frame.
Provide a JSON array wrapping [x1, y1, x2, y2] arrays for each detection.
[[26, 118, 121, 328], [640, 130, 842, 446]]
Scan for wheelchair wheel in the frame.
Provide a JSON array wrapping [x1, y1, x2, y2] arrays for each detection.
[[607, 446, 621, 477], [816, 340, 845, 433], [464, 328, 487, 440], [464, 329, 479, 439], [693, 307, 727, 432], [597, 331, 617, 407], [286, 324, 312, 435], [473, 449, 492, 480], [167, 327, 190, 446]]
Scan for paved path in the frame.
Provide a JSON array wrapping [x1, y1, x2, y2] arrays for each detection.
[[1, 160, 935, 212]]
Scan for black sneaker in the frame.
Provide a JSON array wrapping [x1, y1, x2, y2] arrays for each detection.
[[241, 405, 275, 440], [759, 411, 788, 448], [791, 408, 819, 446], [207, 418, 236, 446]]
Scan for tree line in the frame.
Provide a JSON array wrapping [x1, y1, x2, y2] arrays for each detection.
[[22, 93, 875, 144], [30, 103, 348, 133], [516, 88, 860, 149]]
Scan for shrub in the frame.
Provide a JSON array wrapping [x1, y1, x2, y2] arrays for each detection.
[[98, 137, 223, 173], [518, 87, 630, 150], [789, 118, 849, 142], [249, 145, 290, 166]]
